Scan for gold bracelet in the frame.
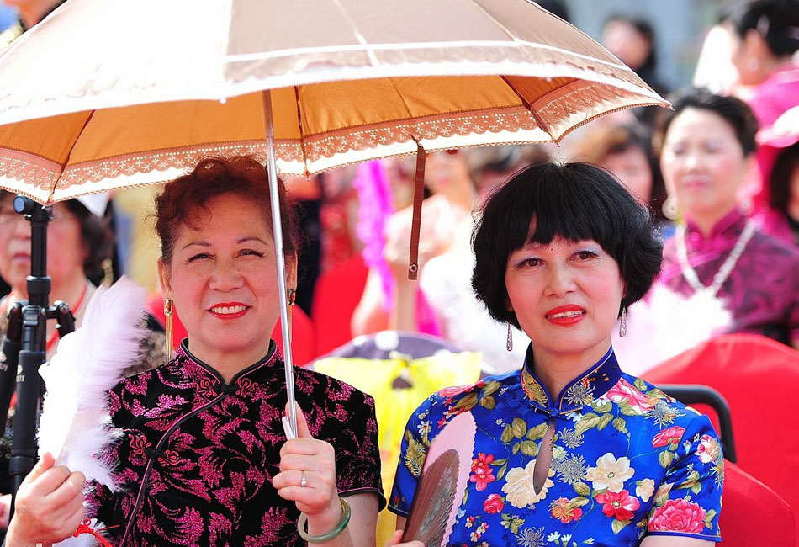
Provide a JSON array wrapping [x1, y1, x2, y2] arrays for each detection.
[[297, 498, 352, 543]]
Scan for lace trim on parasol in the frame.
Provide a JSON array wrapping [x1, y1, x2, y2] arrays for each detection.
[[0, 92, 648, 201], [0, 148, 63, 201]]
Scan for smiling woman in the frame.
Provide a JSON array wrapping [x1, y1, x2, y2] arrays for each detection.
[[6, 157, 383, 546], [654, 89, 799, 349], [153, 158, 299, 380], [389, 163, 723, 546]]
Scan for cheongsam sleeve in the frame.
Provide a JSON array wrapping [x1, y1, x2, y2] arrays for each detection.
[[328, 389, 386, 510], [388, 394, 440, 518], [645, 413, 723, 541]]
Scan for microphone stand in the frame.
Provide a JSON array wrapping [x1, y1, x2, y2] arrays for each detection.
[[0, 196, 74, 518]]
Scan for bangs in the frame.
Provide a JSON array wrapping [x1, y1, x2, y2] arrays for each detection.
[[472, 161, 662, 327], [499, 163, 627, 255]]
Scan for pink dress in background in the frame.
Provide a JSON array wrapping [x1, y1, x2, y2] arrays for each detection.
[[747, 63, 799, 214], [659, 209, 799, 346]]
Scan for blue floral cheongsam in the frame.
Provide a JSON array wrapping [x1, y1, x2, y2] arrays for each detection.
[[390, 346, 723, 546]]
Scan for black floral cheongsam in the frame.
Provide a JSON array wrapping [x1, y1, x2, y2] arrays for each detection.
[[88, 341, 384, 545]]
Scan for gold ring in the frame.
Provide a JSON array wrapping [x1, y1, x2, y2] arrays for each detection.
[[300, 470, 308, 488]]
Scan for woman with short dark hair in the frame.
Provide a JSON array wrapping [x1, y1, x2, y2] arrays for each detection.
[[390, 162, 723, 545]]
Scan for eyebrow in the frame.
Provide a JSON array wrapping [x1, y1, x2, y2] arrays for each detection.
[[181, 236, 269, 251], [237, 236, 269, 246]]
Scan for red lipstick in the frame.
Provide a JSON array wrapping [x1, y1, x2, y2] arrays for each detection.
[[208, 301, 249, 320], [545, 305, 585, 327]]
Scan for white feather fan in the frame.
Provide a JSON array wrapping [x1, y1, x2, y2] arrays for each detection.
[[38, 276, 147, 489], [613, 284, 732, 376]]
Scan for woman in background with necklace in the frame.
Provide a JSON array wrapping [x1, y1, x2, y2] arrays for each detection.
[[654, 88, 799, 349]]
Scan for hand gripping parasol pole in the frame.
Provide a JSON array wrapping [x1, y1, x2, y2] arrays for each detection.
[[261, 89, 298, 438]]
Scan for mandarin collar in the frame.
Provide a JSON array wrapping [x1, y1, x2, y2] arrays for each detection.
[[519, 344, 622, 415], [177, 339, 278, 388], [684, 209, 747, 244]]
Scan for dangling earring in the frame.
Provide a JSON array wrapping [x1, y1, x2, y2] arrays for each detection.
[[163, 298, 174, 363], [619, 307, 628, 338], [287, 288, 296, 306], [506, 322, 513, 352], [662, 196, 679, 221]]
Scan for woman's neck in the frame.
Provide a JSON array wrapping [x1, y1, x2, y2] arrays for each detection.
[[686, 207, 739, 237], [532, 342, 612, 399]]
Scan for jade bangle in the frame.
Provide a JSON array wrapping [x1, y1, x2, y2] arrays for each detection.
[[297, 498, 352, 543]]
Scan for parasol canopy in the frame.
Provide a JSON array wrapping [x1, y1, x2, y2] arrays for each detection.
[[0, 0, 667, 204], [0, 0, 669, 462]]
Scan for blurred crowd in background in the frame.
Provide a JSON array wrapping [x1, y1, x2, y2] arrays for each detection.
[[0, 0, 798, 539], [1, 0, 797, 365]]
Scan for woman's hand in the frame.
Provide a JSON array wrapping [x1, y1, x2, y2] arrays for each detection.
[[386, 529, 424, 547], [274, 405, 343, 532], [6, 452, 86, 546]]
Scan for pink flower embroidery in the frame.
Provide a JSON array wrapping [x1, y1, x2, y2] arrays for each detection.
[[605, 379, 655, 412], [648, 499, 707, 533], [469, 453, 496, 491], [439, 384, 474, 397], [550, 497, 584, 524], [595, 490, 641, 521], [652, 426, 686, 447], [696, 434, 722, 464], [483, 493, 504, 513]]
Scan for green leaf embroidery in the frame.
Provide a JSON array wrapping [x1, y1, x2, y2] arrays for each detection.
[[570, 496, 590, 508], [527, 423, 549, 440], [500, 513, 524, 534], [501, 425, 514, 444], [483, 381, 500, 397], [403, 431, 427, 477], [704, 509, 717, 527], [658, 450, 674, 468], [573, 481, 591, 497], [480, 395, 496, 410], [611, 519, 629, 534], [597, 414, 614, 430], [592, 400, 612, 413], [519, 440, 538, 456], [612, 417, 628, 434], [453, 392, 478, 412], [511, 417, 527, 438], [619, 402, 641, 416], [575, 413, 601, 436], [497, 464, 508, 480]]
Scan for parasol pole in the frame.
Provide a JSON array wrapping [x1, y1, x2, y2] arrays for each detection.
[[261, 89, 298, 438]]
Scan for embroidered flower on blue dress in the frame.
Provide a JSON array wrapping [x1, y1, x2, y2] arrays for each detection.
[[389, 346, 723, 544]]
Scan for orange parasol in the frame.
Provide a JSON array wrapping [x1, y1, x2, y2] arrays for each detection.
[[0, 0, 667, 437]]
